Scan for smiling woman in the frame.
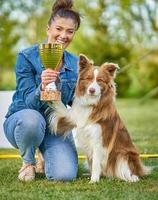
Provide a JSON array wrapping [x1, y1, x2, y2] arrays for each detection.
[[47, 17, 76, 49], [47, 0, 80, 50], [3, 0, 81, 182]]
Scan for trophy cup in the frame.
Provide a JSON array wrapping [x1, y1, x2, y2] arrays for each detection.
[[39, 43, 63, 101]]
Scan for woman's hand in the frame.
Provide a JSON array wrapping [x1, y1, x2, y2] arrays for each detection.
[[41, 68, 60, 91]]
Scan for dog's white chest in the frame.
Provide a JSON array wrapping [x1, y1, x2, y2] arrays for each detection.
[[75, 123, 104, 158], [71, 104, 92, 127], [71, 103, 106, 159]]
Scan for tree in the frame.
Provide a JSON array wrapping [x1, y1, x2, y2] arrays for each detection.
[[68, 0, 158, 97], [0, 0, 158, 96], [0, 0, 44, 69], [0, 0, 43, 90]]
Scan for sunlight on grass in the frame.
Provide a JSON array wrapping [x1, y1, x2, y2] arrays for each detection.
[[116, 99, 158, 153]]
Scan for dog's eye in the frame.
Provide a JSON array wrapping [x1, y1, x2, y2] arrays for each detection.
[[97, 78, 105, 83], [86, 76, 93, 80], [80, 76, 93, 81]]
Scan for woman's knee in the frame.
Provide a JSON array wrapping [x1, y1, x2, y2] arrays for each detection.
[[44, 148, 78, 181], [19, 110, 46, 132], [41, 134, 78, 181], [14, 110, 46, 145], [45, 162, 78, 181]]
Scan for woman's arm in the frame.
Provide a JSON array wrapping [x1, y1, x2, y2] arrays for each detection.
[[15, 52, 46, 111]]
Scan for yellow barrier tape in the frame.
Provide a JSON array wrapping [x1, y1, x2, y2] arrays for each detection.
[[0, 154, 158, 159], [139, 154, 158, 158]]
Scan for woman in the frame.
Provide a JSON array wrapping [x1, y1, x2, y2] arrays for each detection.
[[3, 0, 81, 182]]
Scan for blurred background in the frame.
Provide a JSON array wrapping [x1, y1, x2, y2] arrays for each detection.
[[0, 0, 158, 98], [0, 2, 158, 189]]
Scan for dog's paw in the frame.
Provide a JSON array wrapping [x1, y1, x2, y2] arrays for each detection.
[[120, 172, 139, 182], [89, 176, 100, 183], [48, 101, 59, 110], [48, 113, 58, 134], [129, 175, 139, 182], [49, 101, 67, 117]]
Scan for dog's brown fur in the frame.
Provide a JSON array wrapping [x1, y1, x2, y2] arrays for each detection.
[[48, 54, 150, 182]]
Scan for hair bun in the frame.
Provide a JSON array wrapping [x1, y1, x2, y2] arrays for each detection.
[[52, 0, 73, 13]]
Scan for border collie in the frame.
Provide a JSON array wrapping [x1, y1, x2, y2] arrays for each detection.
[[49, 54, 150, 183]]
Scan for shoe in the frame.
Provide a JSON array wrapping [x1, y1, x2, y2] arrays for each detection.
[[35, 160, 44, 173], [18, 164, 35, 182], [35, 149, 44, 173]]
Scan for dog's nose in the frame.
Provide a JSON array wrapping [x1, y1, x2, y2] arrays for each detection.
[[89, 87, 95, 94]]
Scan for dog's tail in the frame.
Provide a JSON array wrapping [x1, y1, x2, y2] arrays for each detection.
[[128, 151, 153, 177]]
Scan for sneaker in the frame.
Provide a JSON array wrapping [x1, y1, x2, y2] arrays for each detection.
[[18, 164, 35, 182]]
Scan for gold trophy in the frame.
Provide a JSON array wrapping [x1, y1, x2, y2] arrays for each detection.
[[39, 43, 63, 101]]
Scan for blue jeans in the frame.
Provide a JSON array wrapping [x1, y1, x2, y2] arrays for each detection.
[[3, 109, 78, 181]]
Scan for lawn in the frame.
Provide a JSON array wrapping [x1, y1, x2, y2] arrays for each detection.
[[0, 99, 158, 200]]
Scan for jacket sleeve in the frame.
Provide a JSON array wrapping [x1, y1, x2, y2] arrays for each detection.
[[15, 52, 47, 111]]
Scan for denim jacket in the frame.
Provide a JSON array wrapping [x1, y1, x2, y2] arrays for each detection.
[[5, 44, 78, 118]]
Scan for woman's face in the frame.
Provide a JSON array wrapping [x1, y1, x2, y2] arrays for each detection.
[[47, 16, 77, 49]]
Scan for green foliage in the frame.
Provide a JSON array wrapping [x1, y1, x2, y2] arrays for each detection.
[[0, 69, 16, 90], [0, 0, 45, 90], [0, 11, 19, 69], [0, 0, 158, 97], [139, 53, 158, 96]]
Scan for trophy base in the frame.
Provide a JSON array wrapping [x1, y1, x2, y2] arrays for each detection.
[[40, 90, 61, 101]]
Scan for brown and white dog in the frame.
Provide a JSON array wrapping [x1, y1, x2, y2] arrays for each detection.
[[49, 54, 150, 183]]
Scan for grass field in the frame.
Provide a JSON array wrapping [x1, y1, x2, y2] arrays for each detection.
[[0, 99, 158, 200]]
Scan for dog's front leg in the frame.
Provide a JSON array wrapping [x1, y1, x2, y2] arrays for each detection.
[[48, 101, 68, 118], [48, 101, 76, 134], [90, 150, 102, 183]]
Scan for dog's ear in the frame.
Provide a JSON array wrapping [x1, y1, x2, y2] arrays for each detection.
[[102, 63, 119, 78], [79, 54, 93, 70]]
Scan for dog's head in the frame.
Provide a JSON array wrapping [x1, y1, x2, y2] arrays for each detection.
[[75, 54, 119, 106]]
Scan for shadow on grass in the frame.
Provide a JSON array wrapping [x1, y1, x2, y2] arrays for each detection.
[[35, 173, 46, 180]]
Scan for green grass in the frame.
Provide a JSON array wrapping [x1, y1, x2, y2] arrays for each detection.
[[0, 99, 158, 200], [116, 99, 158, 153]]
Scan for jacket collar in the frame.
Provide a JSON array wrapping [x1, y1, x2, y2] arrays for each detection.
[[62, 51, 73, 72]]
